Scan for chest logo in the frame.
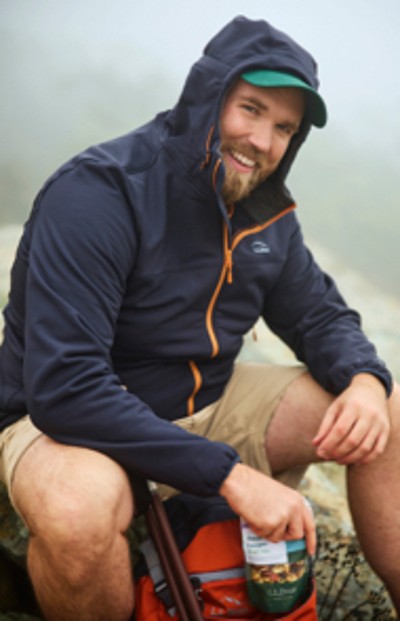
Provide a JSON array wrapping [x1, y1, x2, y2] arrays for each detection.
[[251, 240, 270, 254]]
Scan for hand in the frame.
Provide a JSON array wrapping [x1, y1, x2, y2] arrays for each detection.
[[219, 462, 316, 555], [313, 373, 390, 466]]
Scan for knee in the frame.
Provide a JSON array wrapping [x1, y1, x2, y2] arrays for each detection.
[[389, 381, 400, 410], [31, 467, 133, 552], [387, 382, 400, 437], [29, 481, 134, 588]]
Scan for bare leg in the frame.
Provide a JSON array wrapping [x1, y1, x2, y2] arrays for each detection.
[[347, 384, 400, 611], [265, 371, 331, 475], [12, 436, 135, 621], [265, 373, 400, 615]]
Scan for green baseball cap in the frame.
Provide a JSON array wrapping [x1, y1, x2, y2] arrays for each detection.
[[241, 69, 327, 128]]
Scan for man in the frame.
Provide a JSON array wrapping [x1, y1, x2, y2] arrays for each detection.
[[0, 15, 399, 620]]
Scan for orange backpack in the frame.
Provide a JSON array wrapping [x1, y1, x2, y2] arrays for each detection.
[[134, 494, 318, 620]]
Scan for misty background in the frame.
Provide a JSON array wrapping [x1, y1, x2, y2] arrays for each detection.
[[1, 1, 399, 376]]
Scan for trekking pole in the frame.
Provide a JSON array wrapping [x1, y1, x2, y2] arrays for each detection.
[[145, 503, 190, 621], [145, 485, 203, 621]]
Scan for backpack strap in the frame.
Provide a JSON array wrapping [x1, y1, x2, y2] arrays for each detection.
[[140, 538, 176, 617], [192, 567, 246, 583]]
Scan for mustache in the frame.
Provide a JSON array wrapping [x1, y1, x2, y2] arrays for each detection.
[[220, 141, 267, 165]]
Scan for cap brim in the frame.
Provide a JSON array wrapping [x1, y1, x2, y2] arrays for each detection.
[[241, 69, 327, 128]]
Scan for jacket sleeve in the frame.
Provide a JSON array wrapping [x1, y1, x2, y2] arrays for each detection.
[[23, 162, 238, 496], [262, 216, 392, 396]]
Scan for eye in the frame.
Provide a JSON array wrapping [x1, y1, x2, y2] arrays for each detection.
[[276, 124, 296, 137], [241, 103, 259, 115]]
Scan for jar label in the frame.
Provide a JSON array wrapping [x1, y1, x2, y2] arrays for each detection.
[[241, 523, 288, 564]]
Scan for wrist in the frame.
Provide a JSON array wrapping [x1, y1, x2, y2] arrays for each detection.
[[219, 462, 245, 498], [350, 373, 387, 398]]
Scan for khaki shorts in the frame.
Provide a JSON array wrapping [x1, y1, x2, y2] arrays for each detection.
[[158, 362, 306, 497], [0, 414, 43, 504], [0, 362, 306, 507]]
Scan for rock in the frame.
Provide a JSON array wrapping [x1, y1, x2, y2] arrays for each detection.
[[0, 553, 39, 618], [0, 486, 40, 618], [0, 553, 20, 612], [0, 487, 29, 566], [301, 465, 397, 619]]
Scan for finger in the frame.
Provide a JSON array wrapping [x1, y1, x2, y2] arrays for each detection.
[[328, 421, 371, 461], [343, 428, 389, 465], [280, 505, 316, 556], [336, 445, 373, 465], [334, 417, 389, 464], [246, 517, 285, 540], [313, 403, 340, 446], [315, 413, 358, 459], [284, 512, 304, 542], [301, 502, 316, 556], [265, 526, 287, 543], [254, 509, 296, 541], [280, 502, 316, 556], [359, 430, 390, 464]]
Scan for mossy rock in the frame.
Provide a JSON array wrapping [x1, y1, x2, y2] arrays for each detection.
[[0, 484, 28, 566]]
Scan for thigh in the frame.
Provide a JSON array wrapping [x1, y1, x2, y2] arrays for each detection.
[[265, 370, 335, 479], [11, 430, 134, 536]]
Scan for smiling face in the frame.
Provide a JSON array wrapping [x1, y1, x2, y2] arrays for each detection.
[[219, 79, 305, 204]]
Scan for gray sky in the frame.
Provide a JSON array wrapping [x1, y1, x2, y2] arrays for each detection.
[[2, 0, 400, 142], [1, 0, 400, 298]]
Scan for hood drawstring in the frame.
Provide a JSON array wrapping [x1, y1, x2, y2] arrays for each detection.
[[200, 125, 216, 170]]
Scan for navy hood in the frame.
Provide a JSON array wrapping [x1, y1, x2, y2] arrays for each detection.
[[165, 16, 326, 217]]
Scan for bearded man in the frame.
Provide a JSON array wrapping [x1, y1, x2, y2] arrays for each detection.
[[0, 15, 399, 620]]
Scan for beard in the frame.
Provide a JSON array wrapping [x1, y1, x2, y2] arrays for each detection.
[[220, 142, 272, 204], [221, 166, 265, 204]]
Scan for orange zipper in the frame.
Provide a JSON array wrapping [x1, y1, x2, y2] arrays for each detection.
[[188, 135, 296, 414], [205, 203, 296, 359], [187, 360, 202, 416], [231, 205, 295, 250], [188, 203, 295, 413]]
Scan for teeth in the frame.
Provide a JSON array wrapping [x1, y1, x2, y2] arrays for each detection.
[[231, 150, 256, 168]]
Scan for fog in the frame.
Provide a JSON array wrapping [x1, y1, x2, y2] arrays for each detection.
[[1, 0, 400, 296]]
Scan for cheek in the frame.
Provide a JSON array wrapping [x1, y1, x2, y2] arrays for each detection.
[[271, 137, 291, 162], [220, 110, 247, 141]]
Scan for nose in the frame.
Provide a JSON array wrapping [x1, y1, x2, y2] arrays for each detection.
[[248, 122, 273, 154]]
